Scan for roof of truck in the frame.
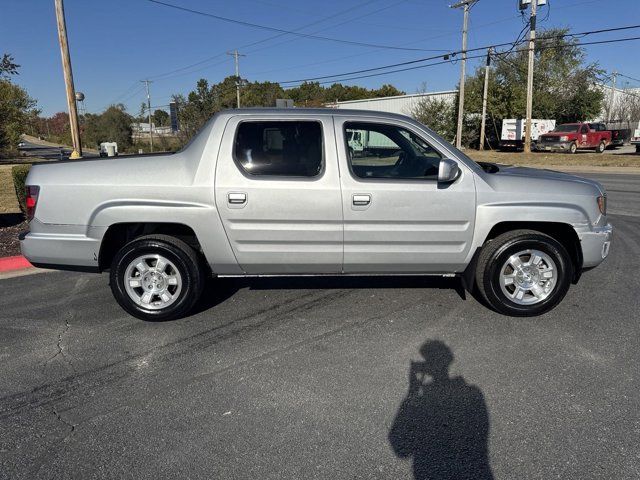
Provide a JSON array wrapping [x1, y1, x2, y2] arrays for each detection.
[[216, 107, 415, 121]]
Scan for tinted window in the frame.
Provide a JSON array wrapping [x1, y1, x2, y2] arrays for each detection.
[[345, 122, 441, 180], [553, 124, 580, 133], [234, 121, 323, 177], [581, 125, 589, 134]]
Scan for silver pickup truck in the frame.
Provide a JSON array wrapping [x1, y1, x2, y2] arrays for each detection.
[[20, 109, 612, 320]]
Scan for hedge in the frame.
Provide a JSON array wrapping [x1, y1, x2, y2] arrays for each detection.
[[11, 164, 31, 215]]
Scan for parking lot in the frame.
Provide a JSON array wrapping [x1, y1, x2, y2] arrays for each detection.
[[1, 172, 639, 479]]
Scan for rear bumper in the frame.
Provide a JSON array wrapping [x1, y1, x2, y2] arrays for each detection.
[[580, 224, 613, 268], [20, 231, 101, 272]]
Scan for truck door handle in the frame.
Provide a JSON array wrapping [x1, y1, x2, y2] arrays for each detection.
[[228, 192, 247, 204], [352, 194, 371, 206]]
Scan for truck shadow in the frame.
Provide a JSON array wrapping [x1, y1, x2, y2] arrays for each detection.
[[193, 275, 471, 316], [389, 340, 494, 480]]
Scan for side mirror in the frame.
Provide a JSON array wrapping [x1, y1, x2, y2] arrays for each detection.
[[438, 158, 461, 183]]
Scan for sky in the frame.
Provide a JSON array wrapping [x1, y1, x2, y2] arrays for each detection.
[[1, 0, 639, 116]]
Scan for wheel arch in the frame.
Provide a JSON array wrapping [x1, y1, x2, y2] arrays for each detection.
[[98, 222, 205, 272], [463, 220, 583, 291]]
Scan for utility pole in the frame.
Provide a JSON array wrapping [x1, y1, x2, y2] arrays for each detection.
[[523, 0, 538, 153], [141, 79, 153, 152], [54, 0, 82, 158], [608, 71, 617, 122], [451, 0, 477, 150], [479, 47, 492, 151], [227, 50, 246, 109]]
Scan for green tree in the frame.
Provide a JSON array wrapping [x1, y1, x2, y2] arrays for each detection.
[[0, 79, 39, 155], [83, 105, 133, 150], [152, 109, 169, 127], [411, 97, 456, 142], [0, 53, 19, 78], [462, 28, 605, 143], [414, 29, 606, 148]]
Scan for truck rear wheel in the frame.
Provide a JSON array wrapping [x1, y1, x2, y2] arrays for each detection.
[[596, 141, 606, 153], [475, 230, 573, 317], [110, 234, 205, 321], [569, 142, 577, 154]]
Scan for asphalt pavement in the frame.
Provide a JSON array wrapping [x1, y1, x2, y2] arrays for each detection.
[[1, 173, 639, 479]]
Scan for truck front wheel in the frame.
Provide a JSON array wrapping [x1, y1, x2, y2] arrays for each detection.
[[475, 230, 573, 316], [569, 142, 577, 154], [110, 234, 205, 321]]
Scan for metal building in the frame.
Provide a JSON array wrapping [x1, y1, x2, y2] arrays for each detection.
[[326, 90, 457, 117]]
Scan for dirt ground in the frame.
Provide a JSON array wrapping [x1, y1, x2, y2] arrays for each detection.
[[466, 148, 640, 168], [0, 214, 25, 257]]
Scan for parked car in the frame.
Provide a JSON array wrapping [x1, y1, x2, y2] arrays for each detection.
[[499, 119, 556, 151], [538, 122, 612, 153], [20, 109, 612, 320]]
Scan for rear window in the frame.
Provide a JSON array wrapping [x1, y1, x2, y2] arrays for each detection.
[[234, 121, 323, 177]]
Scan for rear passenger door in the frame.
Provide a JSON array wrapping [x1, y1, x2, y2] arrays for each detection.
[[215, 116, 343, 274]]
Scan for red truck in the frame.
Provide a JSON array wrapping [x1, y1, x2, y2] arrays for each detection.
[[538, 122, 611, 153]]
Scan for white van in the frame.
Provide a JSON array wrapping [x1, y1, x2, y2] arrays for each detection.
[[99, 142, 118, 157]]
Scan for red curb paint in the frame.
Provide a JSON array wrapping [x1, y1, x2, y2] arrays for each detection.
[[0, 255, 32, 273]]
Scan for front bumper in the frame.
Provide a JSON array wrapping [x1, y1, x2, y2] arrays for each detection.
[[580, 224, 613, 268], [538, 141, 572, 151]]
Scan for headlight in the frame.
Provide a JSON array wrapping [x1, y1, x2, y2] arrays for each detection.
[[560, 136, 569, 142], [597, 195, 607, 215]]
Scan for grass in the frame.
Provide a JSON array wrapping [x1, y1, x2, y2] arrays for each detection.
[[466, 149, 640, 168], [0, 165, 20, 214]]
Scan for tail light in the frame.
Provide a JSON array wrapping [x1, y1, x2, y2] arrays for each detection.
[[597, 195, 607, 216], [25, 186, 39, 222]]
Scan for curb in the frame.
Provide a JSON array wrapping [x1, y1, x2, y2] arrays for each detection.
[[0, 255, 32, 273]]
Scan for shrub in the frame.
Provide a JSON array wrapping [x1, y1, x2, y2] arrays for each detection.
[[11, 164, 30, 214]]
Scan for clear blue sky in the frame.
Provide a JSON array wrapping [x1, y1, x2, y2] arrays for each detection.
[[2, 0, 639, 116]]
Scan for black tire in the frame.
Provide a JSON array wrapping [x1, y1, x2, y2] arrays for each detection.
[[110, 234, 205, 321], [596, 141, 606, 154], [636, 144, 640, 154], [475, 230, 573, 317], [569, 142, 577, 154]]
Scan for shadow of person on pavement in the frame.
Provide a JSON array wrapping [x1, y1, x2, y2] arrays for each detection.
[[389, 340, 493, 480]]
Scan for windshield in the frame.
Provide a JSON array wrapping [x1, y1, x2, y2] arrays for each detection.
[[552, 124, 579, 133]]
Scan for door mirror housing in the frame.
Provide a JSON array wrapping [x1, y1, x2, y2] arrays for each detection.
[[438, 158, 461, 183]]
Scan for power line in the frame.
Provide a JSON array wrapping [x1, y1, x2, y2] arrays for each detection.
[[243, 13, 523, 78], [147, 0, 387, 81], [276, 24, 640, 86], [281, 34, 640, 87], [144, 0, 450, 53], [617, 73, 640, 84]]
